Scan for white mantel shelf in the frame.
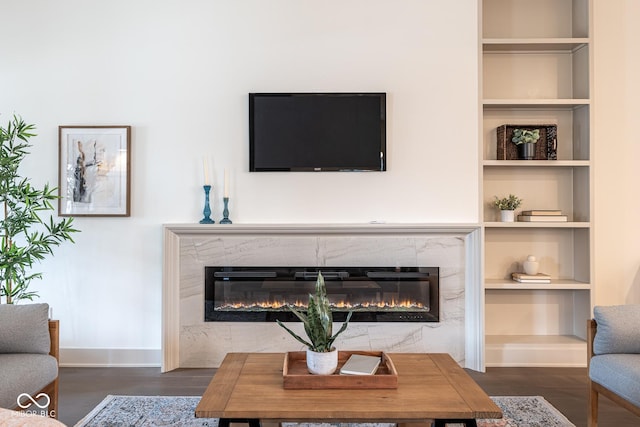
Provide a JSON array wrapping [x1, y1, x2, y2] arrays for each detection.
[[162, 223, 484, 372], [163, 223, 481, 234]]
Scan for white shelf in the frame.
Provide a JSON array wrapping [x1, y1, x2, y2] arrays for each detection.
[[483, 38, 589, 52], [483, 160, 590, 167], [484, 221, 590, 229], [485, 279, 591, 290], [483, 99, 590, 108]]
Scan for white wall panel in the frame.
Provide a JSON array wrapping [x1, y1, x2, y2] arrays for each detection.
[[0, 0, 479, 360]]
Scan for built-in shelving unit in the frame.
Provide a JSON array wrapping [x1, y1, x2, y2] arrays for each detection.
[[480, 0, 593, 367]]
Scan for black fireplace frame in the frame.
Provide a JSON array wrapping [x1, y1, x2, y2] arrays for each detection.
[[204, 266, 439, 322]]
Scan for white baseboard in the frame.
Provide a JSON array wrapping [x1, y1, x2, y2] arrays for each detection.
[[59, 348, 161, 367]]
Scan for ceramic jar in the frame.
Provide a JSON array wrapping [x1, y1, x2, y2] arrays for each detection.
[[523, 255, 539, 275]]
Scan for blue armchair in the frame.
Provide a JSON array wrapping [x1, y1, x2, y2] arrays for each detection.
[[588, 305, 640, 426]]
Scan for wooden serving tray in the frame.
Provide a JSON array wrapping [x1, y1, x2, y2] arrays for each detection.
[[282, 350, 398, 389]]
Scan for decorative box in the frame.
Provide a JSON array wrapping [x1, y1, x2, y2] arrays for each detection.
[[496, 124, 558, 160]]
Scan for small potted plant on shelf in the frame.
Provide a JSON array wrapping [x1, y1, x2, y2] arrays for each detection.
[[511, 128, 540, 160], [494, 194, 523, 222], [276, 272, 353, 375]]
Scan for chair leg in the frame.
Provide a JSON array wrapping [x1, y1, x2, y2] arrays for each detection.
[[32, 379, 58, 419], [49, 378, 59, 419], [588, 382, 598, 427]]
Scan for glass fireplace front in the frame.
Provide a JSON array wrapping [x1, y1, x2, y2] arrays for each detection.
[[204, 266, 439, 322]]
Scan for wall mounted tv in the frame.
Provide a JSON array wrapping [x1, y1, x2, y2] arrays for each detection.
[[249, 92, 386, 172]]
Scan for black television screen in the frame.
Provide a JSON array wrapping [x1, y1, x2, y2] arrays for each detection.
[[249, 93, 386, 172]]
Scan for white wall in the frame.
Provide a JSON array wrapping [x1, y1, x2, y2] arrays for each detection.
[[1, 0, 479, 363], [593, 1, 640, 307]]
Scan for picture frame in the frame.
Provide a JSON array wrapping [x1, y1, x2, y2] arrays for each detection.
[[58, 126, 131, 217]]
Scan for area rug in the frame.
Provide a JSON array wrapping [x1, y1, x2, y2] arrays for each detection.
[[74, 395, 575, 427]]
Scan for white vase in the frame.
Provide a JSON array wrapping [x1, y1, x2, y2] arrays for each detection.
[[306, 348, 338, 375], [500, 210, 515, 222], [523, 255, 539, 275]]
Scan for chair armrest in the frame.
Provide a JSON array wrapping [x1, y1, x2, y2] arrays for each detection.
[[587, 319, 596, 367], [49, 320, 59, 362]]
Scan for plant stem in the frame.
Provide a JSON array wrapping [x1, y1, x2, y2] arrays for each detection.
[[2, 198, 10, 304]]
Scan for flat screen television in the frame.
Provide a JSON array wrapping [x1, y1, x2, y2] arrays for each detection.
[[249, 92, 386, 172]]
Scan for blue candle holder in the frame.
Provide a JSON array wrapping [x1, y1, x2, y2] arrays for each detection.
[[220, 197, 232, 224], [199, 185, 215, 224]]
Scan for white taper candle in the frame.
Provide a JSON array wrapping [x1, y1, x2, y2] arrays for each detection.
[[224, 169, 229, 197], [203, 159, 210, 185]]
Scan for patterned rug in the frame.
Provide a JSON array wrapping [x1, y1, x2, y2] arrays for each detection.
[[74, 395, 575, 427]]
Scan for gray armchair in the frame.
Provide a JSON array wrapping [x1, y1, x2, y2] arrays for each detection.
[[588, 305, 640, 426], [0, 303, 59, 418]]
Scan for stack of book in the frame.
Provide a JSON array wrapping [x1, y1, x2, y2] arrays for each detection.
[[517, 209, 567, 222], [512, 272, 551, 283]]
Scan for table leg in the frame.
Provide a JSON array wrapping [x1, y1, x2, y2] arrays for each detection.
[[434, 419, 478, 427], [219, 418, 261, 427]]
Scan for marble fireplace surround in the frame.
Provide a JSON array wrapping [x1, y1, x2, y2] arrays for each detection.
[[162, 223, 483, 372]]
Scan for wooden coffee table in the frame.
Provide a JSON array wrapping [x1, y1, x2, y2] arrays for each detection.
[[195, 353, 501, 427]]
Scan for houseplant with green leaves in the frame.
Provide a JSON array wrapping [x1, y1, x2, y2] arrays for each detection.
[[0, 115, 79, 304], [511, 128, 540, 160], [494, 194, 523, 222], [277, 271, 353, 374]]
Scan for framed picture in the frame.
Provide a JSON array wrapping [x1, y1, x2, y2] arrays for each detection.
[[58, 126, 131, 216]]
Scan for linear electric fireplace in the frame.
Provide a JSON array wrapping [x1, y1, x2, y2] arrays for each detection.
[[204, 266, 439, 322]]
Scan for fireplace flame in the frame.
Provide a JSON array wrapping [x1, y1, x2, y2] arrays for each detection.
[[216, 298, 425, 311]]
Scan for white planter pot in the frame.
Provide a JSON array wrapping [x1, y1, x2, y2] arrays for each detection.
[[500, 210, 515, 222], [306, 348, 338, 375]]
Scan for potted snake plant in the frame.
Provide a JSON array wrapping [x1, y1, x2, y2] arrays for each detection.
[[276, 271, 353, 375]]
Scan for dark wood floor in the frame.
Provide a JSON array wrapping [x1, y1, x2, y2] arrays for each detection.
[[57, 366, 638, 427]]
